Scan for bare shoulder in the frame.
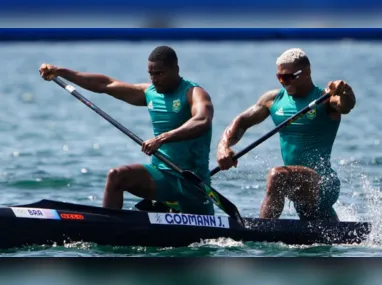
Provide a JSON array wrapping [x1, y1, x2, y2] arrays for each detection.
[[185, 86, 214, 119], [257, 89, 280, 108], [186, 86, 212, 104]]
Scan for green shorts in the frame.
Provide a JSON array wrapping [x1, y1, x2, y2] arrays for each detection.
[[142, 164, 214, 215], [294, 173, 341, 220]]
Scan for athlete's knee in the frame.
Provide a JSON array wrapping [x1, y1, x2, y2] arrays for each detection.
[[266, 167, 290, 196], [107, 168, 120, 180], [107, 166, 133, 184], [267, 167, 289, 185]]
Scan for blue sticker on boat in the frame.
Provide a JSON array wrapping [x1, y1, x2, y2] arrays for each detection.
[[148, 212, 230, 228], [10, 207, 61, 220]]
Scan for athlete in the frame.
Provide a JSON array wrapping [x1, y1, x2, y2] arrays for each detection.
[[216, 48, 356, 221], [39, 45, 214, 215]]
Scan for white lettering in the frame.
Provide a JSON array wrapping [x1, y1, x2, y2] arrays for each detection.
[[148, 212, 230, 229]]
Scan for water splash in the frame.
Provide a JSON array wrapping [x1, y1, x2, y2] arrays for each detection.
[[190, 237, 245, 248], [361, 173, 382, 247]]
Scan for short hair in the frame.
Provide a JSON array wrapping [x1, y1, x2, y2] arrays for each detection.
[[148, 45, 178, 67], [276, 48, 310, 69]]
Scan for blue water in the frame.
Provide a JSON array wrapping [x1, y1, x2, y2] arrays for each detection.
[[0, 40, 381, 256]]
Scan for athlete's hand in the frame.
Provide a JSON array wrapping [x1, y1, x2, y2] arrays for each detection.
[[142, 136, 163, 155], [216, 144, 238, 170], [326, 80, 353, 97], [39, 63, 58, 81]]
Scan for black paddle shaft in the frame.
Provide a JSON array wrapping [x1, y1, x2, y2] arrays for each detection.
[[209, 92, 331, 176], [52, 76, 245, 226], [52, 77, 184, 174]]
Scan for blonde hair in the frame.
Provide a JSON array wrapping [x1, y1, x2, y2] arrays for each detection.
[[276, 48, 310, 67]]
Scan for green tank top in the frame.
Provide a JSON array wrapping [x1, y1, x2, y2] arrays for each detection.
[[144, 78, 212, 181], [269, 85, 340, 176]]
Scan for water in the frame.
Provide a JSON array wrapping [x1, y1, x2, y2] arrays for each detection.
[[0, 40, 381, 257]]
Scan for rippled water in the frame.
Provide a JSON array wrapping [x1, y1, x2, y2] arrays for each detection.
[[0, 40, 381, 256]]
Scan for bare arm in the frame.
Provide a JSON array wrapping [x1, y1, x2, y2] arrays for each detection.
[[55, 67, 150, 106], [218, 89, 279, 148], [158, 86, 214, 143]]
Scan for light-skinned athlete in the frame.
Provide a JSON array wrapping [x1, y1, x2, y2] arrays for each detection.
[[216, 48, 356, 221], [39, 45, 214, 215]]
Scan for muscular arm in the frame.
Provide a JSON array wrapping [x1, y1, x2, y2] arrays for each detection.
[[56, 68, 149, 106], [218, 89, 279, 148], [158, 87, 214, 143]]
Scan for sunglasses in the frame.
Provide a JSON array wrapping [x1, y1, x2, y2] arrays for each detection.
[[276, 70, 302, 83]]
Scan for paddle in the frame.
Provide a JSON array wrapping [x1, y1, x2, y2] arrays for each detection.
[[210, 91, 332, 176], [51, 76, 245, 226], [137, 91, 332, 212]]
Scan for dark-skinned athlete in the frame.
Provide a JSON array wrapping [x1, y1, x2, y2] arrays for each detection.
[[39, 45, 214, 215], [216, 48, 356, 221]]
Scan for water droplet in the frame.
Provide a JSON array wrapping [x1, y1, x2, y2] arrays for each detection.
[[339, 159, 346, 165], [93, 143, 100, 149], [81, 168, 88, 173], [35, 178, 42, 182], [374, 139, 380, 145], [63, 145, 69, 151], [12, 151, 19, 157]]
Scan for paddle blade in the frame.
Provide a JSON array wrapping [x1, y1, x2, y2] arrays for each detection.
[[182, 171, 245, 227], [181, 170, 223, 207]]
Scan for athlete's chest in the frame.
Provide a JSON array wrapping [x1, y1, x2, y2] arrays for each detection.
[[147, 94, 186, 113], [147, 94, 191, 127], [270, 97, 327, 130]]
